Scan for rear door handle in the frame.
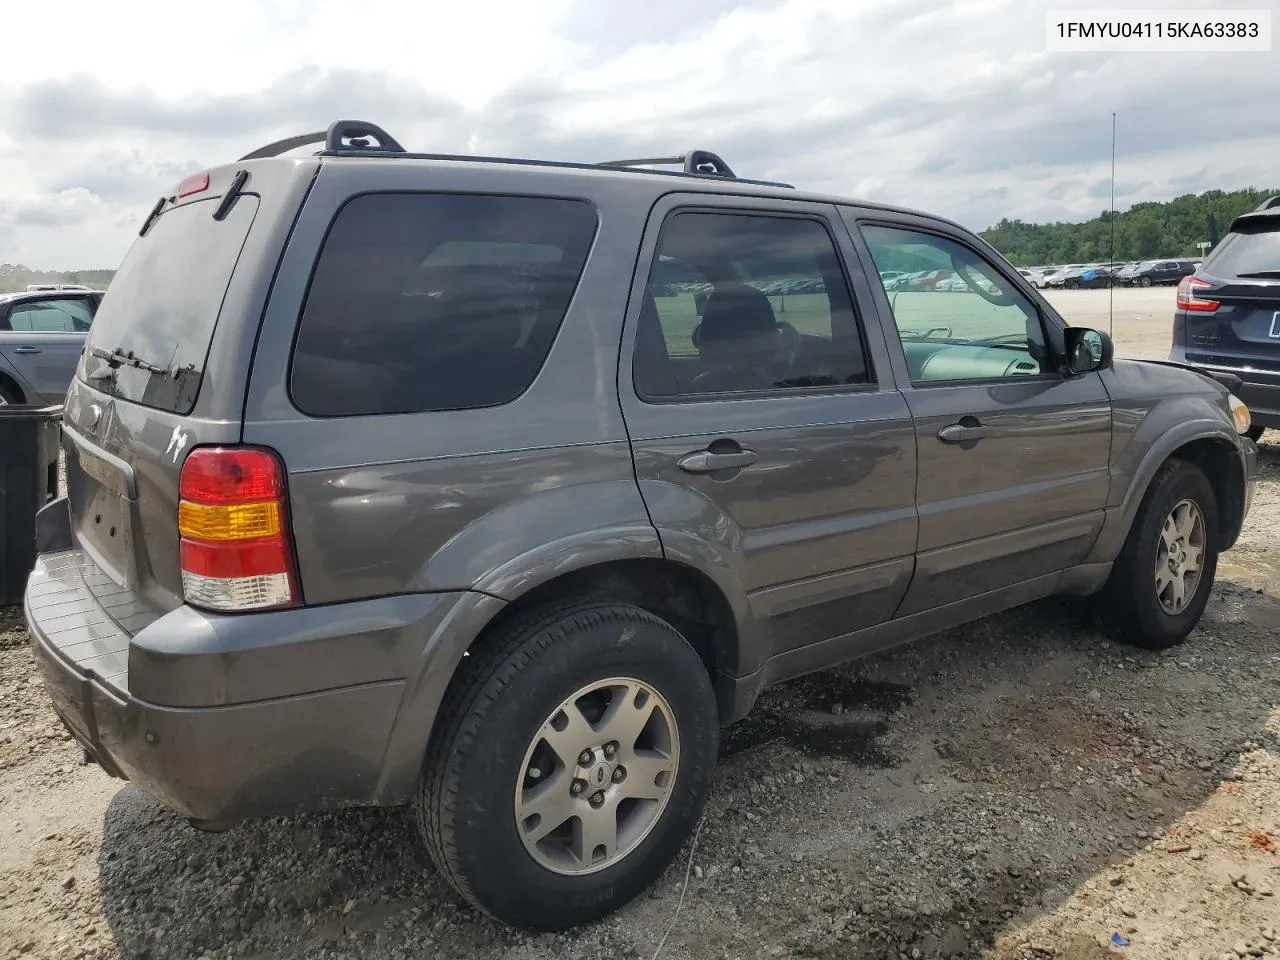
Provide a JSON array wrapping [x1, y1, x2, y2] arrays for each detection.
[[678, 448, 759, 474], [11, 346, 41, 355], [938, 421, 993, 443]]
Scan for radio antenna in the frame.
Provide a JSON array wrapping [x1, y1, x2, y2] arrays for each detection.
[[1109, 111, 1116, 336]]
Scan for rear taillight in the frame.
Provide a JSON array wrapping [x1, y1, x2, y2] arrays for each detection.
[[1177, 276, 1220, 313], [175, 172, 210, 198], [178, 447, 299, 612]]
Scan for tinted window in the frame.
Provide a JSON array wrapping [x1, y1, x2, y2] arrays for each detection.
[[9, 298, 93, 332], [290, 193, 597, 417], [861, 224, 1050, 383], [80, 196, 259, 414], [635, 212, 871, 398], [1206, 224, 1280, 278]]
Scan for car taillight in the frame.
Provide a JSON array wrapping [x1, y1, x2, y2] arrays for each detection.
[[178, 446, 300, 612], [1177, 276, 1220, 313]]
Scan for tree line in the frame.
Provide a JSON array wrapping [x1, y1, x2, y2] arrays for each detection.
[[0, 263, 115, 294], [979, 187, 1279, 267]]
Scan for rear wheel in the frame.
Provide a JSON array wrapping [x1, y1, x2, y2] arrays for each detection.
[[1103, 459, 1219, 649], [416, 601, 719, 931], [0, 381, 19, 405]]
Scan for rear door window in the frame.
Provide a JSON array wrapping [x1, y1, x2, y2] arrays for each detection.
[[290, 193, 598, 417], [8, 298, 93, 332], [80, 196, 259, 414]]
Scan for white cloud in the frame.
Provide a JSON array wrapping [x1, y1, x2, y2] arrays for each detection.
[[0, 0, 1277, 268]]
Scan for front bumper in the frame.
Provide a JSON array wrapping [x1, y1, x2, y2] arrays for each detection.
[[23, 520, 469, 822]]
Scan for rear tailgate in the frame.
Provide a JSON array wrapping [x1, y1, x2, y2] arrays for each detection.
[[59, 159, 317, 634]]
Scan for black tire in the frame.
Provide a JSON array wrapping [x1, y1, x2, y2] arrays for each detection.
[[1103, 459, 1219, 649], [0, 380, 21, 405], [416, 601, 719, 931], [1139, 276, 1152, 287], [1245, 425, 1265, 443]]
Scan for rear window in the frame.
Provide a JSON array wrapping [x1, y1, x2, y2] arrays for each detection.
[[1206, 222, 1280, 278], [290, 193, 597, 417], [80, 195, 259, 414]]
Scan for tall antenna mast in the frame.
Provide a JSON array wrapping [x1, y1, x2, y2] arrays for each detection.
[[1109, 111, 1116, 336]]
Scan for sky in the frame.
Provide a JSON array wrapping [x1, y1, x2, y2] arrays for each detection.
[[0, 0, 1277, 269]]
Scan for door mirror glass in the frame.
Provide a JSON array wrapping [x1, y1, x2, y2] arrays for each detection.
[[1064, 327, 1112, 374]]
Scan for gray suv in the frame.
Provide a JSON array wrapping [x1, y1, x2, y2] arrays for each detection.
[[24, 121, 1258, 931]]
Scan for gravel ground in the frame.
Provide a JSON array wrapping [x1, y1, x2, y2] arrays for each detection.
[[3, 304, 1278, 960]]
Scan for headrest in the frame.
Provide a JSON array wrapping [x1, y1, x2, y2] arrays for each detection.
[[697, 282, 777, 347]]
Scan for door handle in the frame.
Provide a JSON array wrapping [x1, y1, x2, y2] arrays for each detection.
[[678, 448, 759, 474], [11, 346, 41, 355], [938, 421, 993, 444]]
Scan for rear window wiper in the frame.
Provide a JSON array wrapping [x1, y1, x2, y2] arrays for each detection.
[[1235, 271, 1280, 279], [90, 346, 165, 374]]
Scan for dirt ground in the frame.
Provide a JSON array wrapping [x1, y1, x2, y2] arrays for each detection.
[[3, 287, 1277, 960]]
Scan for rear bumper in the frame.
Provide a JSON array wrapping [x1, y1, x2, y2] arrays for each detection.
[[1170, 353, 1280, 427], [23, 508, 481, 822]]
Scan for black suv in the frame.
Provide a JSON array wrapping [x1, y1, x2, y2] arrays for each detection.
[[1171, 196, 1280, 440], [1127, 259, 1197, 287]]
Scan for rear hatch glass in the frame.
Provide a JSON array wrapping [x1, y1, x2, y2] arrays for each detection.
[[80, 195, 260, 413], [1206, 223, 1280, 280], [66, 190, 260, 631]]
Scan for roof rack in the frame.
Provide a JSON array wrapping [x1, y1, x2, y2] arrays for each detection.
[[597, 150, 737, 178], [235, 120, 793, 187], [238, 120, 406, 161]]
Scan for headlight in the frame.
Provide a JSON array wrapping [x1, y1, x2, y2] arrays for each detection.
[[1227, 393, 1251, 435]]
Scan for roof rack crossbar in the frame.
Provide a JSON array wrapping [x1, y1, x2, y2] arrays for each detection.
[[598, 149, 737, 178], [238, 120, 406, 162]]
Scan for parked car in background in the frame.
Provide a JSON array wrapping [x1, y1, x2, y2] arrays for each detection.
[[1031, 267, 1060, 288], [1127, 259, 1196, 287], [1045, 266, 1081, 287], [0, 288, 102, 404], [1065, 266, 1115, 289], [1171, 195, 1280, 442], [24, 120, 1258, 933]]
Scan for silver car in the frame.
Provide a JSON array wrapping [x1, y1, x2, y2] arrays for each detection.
[[0, 289, 101, 404]]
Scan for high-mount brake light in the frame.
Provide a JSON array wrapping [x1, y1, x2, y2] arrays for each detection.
[[1177, 276, 1220, 313], [176, 172, 210, 198], [178, 447, 299, 612]]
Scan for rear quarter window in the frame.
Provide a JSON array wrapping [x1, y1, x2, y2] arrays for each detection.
[[290, 193, 598, 418]]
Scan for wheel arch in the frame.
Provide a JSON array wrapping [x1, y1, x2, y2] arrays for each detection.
[[374, 557, 746, 806], [0, 366, 28, 403], [1090, 422, 1250, 564]]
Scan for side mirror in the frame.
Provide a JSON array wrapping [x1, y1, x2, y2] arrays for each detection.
[[1064, 327, 1113, 374]]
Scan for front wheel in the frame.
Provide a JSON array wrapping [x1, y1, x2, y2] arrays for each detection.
[[416, 602, 719, 930], [1103, 459, 1219, 649], [1139, 276, 1152, 287]]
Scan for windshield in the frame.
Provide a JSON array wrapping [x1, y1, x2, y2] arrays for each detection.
[[80, 194, 259, 414]]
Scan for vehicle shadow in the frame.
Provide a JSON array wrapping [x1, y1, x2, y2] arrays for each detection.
[[95, 585, 1280, 960]]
